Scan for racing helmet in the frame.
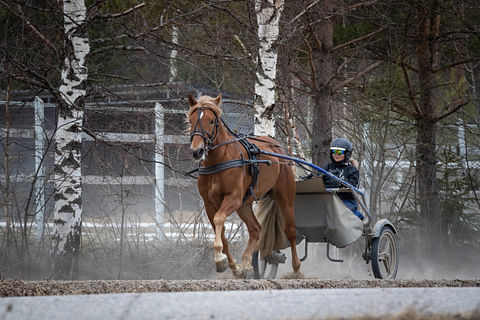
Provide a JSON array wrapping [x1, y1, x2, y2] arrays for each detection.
[[330, 138, 353, 163]]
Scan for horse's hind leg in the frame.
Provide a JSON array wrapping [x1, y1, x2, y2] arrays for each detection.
[[236, 204, 261, 278], [283, 202, 301, 274], [272, 173, 301, 274]]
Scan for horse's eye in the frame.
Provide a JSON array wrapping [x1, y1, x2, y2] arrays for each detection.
[[210, 120, 215, 125]]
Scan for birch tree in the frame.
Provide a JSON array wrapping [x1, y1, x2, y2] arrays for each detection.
[[52, 0, 90, 279], [254, 0, 284, 137]]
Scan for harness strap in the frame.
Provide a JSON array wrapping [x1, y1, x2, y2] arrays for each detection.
[[198, 159, 271, 176], [209, 136, 247, 151], [191, 116, 273, 204], [237, 138, 261, 202], [216, 118, 264, 202]]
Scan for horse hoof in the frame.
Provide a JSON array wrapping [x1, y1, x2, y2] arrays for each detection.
[[233, 266, 254, 279], [233, 269, 244, 279], [282, 271, 305, 279], [232, 265, 245, 279], [244, 267, 255, 279], [215, 255, 228, 273]]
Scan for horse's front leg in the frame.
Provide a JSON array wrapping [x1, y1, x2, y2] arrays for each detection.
[[220, 230, 239, 274], [212, 196, 242, 273]]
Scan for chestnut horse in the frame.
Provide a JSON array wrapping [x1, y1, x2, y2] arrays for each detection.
[[187, 94, 301, 278]]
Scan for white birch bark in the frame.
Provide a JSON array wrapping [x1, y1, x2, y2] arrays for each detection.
[[254, 0, 284, 137], [52, 0, 90, 278], [170, 25, 178, 82]]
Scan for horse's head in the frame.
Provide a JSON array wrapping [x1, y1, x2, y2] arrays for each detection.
[[187, 94, 222, 161]]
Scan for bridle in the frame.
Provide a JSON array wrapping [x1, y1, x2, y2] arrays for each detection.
[[189, 107, 220, 151], [187, 106, 283, 203]]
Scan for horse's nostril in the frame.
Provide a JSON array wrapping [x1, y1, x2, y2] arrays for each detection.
[[191, 148, 204, 160]]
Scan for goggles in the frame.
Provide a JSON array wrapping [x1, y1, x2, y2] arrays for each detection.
[[330, 148, 346, 155]]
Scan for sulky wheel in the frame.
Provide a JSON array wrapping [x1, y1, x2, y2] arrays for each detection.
[[252, 250, 285, 279], [371, 226, 398, 279]]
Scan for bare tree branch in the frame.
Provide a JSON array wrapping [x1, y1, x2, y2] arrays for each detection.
[[300, 31, 319, 91], [94, 3, 145, 20], [301, 0, 382, 29], [289, 67, 314, 90], [435, 99, 469, 122], [401, 63, 421, 115], [434, 58, 480, 74], [290, 0, 321, 23], [332, 27, 387, 53], [0, 0, 59, 57], [332, 61, 381, 93], [90, 45, 146, 56], [4, 55, 58, 94], [392, 102, 417, 118]]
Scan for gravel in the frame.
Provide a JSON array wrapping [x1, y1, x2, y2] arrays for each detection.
[[1, 279, 478, 297]]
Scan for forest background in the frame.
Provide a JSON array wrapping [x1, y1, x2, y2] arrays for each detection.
[[0, 0, 479, 280]]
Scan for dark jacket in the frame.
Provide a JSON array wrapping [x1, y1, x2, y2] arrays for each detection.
[[322, 161, 359, 200]]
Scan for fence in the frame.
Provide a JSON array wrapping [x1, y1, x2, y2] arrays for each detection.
[[0, 93, 253, 242]]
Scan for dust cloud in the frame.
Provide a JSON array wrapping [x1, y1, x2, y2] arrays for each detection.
[[276, 235, 480, 280]]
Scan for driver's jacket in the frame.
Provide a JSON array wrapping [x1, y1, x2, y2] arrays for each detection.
[[322, 161, 359, 201]]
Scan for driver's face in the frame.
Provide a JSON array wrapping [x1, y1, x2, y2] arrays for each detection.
[[332, 153, 345, 162]]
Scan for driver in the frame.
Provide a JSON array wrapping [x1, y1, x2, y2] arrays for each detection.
[[323, 138, 363, 220]]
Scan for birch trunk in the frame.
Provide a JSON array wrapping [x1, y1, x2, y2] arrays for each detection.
[[254, 0, 284, 137], [52, 0, 90, 279]]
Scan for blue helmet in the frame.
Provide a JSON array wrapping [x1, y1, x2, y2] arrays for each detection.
[[330, 138, 353, 163]]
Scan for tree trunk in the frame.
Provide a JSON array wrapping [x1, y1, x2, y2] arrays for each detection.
[[311, 92, 332, 166], [254, 0, 284, 137], [415, 1, 441, 254], [3, 78, 11, 246], [470, 64, 480, 139], [416, 117, 440, 251], [311, 0, 333, 167], [52, 0, 90, 279]]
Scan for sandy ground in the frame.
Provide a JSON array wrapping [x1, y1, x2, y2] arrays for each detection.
[[1, 279, 478, 297]]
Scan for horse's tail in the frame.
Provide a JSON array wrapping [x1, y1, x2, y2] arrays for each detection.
[[253, 194, 288, 259]]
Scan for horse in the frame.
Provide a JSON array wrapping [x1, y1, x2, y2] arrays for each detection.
[[187, 94, 301, 278]]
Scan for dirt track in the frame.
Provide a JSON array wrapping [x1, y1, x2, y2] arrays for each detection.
[[1, 279, 478, 297]]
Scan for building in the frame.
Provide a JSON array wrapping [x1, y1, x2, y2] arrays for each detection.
[[0, 83, 253, 237]]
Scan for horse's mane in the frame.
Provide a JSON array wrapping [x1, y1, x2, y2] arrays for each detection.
[[187, 95, 223, 117]]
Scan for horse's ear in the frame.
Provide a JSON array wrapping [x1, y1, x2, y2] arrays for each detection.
[[213, 94, 222, 106], [188, 94, 197, 107]]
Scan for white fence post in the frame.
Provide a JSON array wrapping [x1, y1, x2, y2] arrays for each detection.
[[154, 102, 165, 240], [457, 118, 468, 172], [458, 119, 466, 157], [34, 96, 45, 244]]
